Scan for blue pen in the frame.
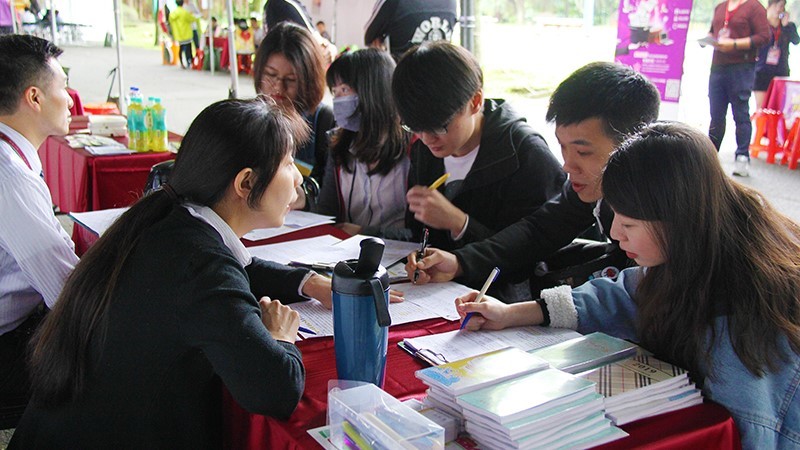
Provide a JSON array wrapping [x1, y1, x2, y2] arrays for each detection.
[[298, 326, 317, 335], [460, 267, 500, 330]]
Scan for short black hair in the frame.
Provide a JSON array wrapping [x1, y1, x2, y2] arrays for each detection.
[[546, 62, 660, 143], [176, 0, 184, 6], [0, 35, 63, 115], [392, 41, 482, 132]]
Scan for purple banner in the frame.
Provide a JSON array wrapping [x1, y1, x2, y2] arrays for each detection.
[[615, 0, 693, 105]]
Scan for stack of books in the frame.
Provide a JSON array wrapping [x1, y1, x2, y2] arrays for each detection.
[[456, 368, 628, 449], [528, 332, 639, 374], [580, 352, 704, 425], [415, 347, 549, 420]]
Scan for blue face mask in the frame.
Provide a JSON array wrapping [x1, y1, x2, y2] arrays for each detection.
[[333, 95, 361, 132]]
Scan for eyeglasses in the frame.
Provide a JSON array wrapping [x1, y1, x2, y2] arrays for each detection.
[[401, 121, 449, 136], [401, 104, 468, 136], [261, 71, 298, 89]]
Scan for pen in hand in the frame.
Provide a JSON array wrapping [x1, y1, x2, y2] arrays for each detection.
[[413, 227, 429, 283], [428, 172, 450, 191], [460, 267, 500, 330]]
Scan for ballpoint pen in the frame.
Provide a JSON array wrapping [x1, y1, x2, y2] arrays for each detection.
[[413, 227, 429, 283], [460, 267, 500, 330], [298, 326, 317, 335]]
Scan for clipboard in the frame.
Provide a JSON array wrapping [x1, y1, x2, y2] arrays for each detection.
[[397, 341, 448, 366]]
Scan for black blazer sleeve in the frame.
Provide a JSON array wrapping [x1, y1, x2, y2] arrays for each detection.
[[309, 104, 335, 185], [180, 250, 305, 419], [453, 182, 596, 287], [246, 257, 313, 304]]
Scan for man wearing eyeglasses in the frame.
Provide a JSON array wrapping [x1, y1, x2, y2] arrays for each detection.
[[393, 42, 565, 282]]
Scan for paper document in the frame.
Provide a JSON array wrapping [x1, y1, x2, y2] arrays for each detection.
[[69, 207, 128, 236], [291, 234, 419, 269], [84, 146, 136, 156], [247, 235, 342, 265], [243, 211, 335, 241], [697, 36, 718, 47], [291, 281, 474, 338], [402, 327, 582, 365]]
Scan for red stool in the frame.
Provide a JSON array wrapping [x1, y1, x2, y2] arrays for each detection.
[[750, 109, 786, 164], [783, 119, 800, 169], [192, 49, 204, 70]]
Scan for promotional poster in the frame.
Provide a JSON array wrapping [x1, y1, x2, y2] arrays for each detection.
[[615, 0, 693, 109]]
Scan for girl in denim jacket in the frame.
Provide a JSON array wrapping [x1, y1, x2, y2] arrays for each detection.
[[457, 122, 800, 449]]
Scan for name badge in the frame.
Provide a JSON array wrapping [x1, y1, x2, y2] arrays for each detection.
[[718, 27, 730, 40], [766, 46, 781, 65]]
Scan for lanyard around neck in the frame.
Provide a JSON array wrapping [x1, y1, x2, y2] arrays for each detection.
[[724, 0, 743, 27], [0, 131, 33, 171]]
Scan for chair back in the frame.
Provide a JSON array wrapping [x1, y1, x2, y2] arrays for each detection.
[[144, 159, 175, 196]]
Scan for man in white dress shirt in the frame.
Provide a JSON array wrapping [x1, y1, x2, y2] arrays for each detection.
[[0, 35, 78, 408]]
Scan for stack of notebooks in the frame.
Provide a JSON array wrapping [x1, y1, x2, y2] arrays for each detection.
[[412, 332, 705, 447], [416, 347, 629, 449], [580, 352, 704, 425]]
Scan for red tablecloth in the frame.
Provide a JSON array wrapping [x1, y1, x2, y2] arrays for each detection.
[[763, 77, 800, 127], [67, 87, 83, 116], [38, 135, 174, 213]]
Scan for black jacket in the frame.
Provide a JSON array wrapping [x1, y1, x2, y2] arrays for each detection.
[[364, 0, 458, 58], [10, 207, 308, 449], [454, 180, 624, 289], [406, 98, 566, 254]]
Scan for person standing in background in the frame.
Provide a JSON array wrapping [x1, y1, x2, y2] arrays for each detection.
[[184, 0, 202, 53], [706, 0, 769, 177], [0, 0, 14, 35], [754, 0, 799, 108], [169, 0, 201, 69], [365, 0, 457, 60]]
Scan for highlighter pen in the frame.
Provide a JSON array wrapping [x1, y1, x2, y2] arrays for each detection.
[[460, 267, 500, 330], [428, 172, 450, 191], [413, 227, 429, 283]]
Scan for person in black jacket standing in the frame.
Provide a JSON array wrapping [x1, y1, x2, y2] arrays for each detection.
[[406, 62, 661, 298], [393, 42, 565, 299], [365, 0, 457, 60]]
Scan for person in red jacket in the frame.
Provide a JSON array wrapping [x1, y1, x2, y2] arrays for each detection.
[[705, 0, 770, 177]]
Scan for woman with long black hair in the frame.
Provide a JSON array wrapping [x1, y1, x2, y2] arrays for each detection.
[[10, 98, 332, 448]]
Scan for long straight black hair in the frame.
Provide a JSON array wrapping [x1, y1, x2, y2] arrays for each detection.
[[603, 122, 800, 377], [28, 97, 308, 407], [327, 48, 409, 176]]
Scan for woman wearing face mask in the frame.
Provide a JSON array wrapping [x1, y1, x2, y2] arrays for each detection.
[[296, 49, 411, 237], [254, 22, 335, 185]]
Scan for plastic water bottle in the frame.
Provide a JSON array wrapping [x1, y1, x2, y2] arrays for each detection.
[[150, 98, 169, 152], [143, 96, 156, 151], [127, 87, 145, 152], [126, 87, 139, 150]]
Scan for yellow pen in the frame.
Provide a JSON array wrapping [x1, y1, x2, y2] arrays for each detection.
[[428, 173, 450, 190]]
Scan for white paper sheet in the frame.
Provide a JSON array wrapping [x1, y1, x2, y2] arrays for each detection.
[[247, 235, 342, 265], [291, 234, 419, 270], [402, 327, 582, 365], [243, 210, 335, 241], [68, 207, 128, 236], [290, 280, 474, 338]]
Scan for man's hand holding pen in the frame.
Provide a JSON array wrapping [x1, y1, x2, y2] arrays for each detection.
[[405, 247, 462, 284]]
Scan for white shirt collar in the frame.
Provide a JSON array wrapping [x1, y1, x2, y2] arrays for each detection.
[[183, 202, 252, 267], [0, 121, 42, 175], [593, 199, 604, 236]]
